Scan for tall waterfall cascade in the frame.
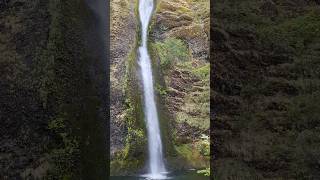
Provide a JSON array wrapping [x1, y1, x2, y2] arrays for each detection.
[[138, 0, 167, 179]]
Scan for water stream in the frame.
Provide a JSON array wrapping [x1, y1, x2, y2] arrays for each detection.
[[138, 0, 167, 179]]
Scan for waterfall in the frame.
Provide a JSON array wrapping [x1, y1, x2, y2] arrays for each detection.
[[138, 0, 167, 179]]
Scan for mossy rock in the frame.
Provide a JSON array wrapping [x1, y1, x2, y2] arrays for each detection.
[[166, 143, 209, 171]]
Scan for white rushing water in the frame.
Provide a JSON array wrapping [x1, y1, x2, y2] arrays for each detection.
[[138, 0, 167, 179]]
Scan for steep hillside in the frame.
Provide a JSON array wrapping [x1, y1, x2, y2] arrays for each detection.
[[212, 0, 320, 179]]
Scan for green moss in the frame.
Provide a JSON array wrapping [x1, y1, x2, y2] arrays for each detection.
[[187, 0, 209, 23], [110, 150, 145, 175], [176, 112, 209, 130], [174, 64, 210, 130], [111, 45, 147, 174], [149, 0, 210, 166], [160, 3, 191, 16], [152, 38, 189, 71], [172, 142, 209, 169], [110, 0, 148, 174], [113, 0, 209, 174], [175, 144, 193, 160], [148, 40, 177, 158], [192, 64, 210, 79], [155, 83, 168, 96]]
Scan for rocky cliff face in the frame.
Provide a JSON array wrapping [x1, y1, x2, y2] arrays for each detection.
[[0, 1, 52, 178], [150, 0, 210, 170], [109, 0, 210, 175], [110, 0, 146, 175], [212, 0, 320, 178], [110, 0, 137, 156], [1, 0, 108, 179]]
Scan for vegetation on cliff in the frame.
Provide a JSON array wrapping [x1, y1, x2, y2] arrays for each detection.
[[212, 0, 320, 179], [150, 0, 210, 173], [110, 0, 210, 176], [110, 0, 149, 175], [1, 0, 108, 179]]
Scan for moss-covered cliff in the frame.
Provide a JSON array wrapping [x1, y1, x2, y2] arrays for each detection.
[[0, 0, 108, 179], [212, 0, 320, 179], [110, 0, 147, 175], [110, 0, 210, 176], [150, 0, 210, 171]]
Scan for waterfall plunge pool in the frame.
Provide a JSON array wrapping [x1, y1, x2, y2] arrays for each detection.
[[110, 169, 209, 180]]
